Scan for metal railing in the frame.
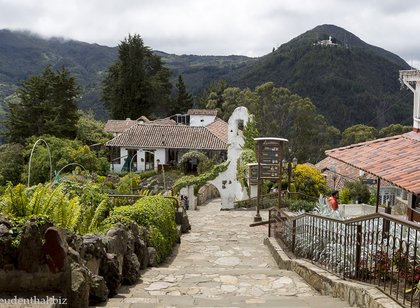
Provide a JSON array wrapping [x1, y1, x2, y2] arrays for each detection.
[[269, 207, 420, 307]]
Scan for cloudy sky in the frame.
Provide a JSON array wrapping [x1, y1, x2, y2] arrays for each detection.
[[1, 0, 419, 67]]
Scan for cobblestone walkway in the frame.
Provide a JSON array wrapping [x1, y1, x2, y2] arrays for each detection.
[[100, 199, 351, 307]]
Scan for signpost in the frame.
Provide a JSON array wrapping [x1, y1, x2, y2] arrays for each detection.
[[253, 137, 288, 222]]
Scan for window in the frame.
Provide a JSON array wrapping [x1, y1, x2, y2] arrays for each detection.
[[109, 147, 121, 164]]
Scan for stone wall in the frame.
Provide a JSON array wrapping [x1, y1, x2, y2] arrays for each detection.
[[197, 184, 220, 205], [0, 210, 190, 308], [264, 237, 401, 308]]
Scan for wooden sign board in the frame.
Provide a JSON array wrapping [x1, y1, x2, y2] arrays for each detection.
[[249, 165, 258, 184], [260, 164, 281, 179]]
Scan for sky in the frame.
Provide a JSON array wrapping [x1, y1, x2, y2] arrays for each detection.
[[0, 0, 419, 68]]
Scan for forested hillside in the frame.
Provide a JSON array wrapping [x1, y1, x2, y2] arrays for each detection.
[[224, 25, 412, 130], [0, 25, 413, 130]]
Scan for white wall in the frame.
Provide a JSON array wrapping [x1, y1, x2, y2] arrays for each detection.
[[189, 115, 216, 127], [110, 147, 127, 173], [155, 148, 166, 170], [208, 106, 250, 209]]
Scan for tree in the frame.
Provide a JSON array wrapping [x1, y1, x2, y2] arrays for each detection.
[[340, 124, 377, 146], [378, 124, 412, 138], [215, 82, 340, 163], [102, 34, 172, 119], [171, 75, 193, 114], [293, 164, 328, 198], [6, 66, 80, 143], [76, 110, 112, 145], [242, 114, 259, 150], [22, 135, 109, 184], [0, 143, 24, 185], [204, 80, 228, 114]]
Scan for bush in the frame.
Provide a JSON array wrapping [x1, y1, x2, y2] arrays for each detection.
[[283, 198, 316, 212], [102, 196, 177, 263], [344, 180, 370, 203], [293, 164, 327, 198]]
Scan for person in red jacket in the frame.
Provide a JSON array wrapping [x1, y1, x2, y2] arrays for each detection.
[[328, 190, 339, 211]]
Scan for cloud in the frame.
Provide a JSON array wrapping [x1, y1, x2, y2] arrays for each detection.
[[0, 0, 419, 65]]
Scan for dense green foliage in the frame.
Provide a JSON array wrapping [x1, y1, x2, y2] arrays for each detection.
[[340, 124, 377, 146], [234, 193, 278, 209], [173, 161, 229, 192], [5, 66, 80, 143], [228, 24, 411, 130], [378, 124, 412, 138], [293, 164, 328, 198], [76, 111, 113, 145], [283, 198, 316, 212], [171, 75, 193, 114], [242, 114, 259, 150], [22, 135, 109, 184], [102, 34, 172, 119], [102, 196, 178, 263], [236, 149, 257, 194], [0, 143, 24, 185], [211, 82, 340, 163], [0, 26, 412, 134], [0, 183, 81, 232], [343, 180, 371, 204]]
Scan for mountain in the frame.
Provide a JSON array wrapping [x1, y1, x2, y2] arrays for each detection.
[[0, 29, 116, 119], [0, 25, 413, 130], [225, 25, 412, 130]]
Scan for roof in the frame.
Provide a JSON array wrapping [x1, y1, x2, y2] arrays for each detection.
[[106, 122, 227, 150], [315, 157, 388, 190], [104, 117, 176, 133], [104, 119, 139, 133], [187, 109, 218, 116], [205, 118, 228, 143], [326, 131, 420, 195]]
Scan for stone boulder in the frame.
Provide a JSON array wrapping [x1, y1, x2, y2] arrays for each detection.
[[99, 253, 121, 297], [42, 227, 68, 273], [0, 219, 15, 269], [65, 262, 91, 308], [123, 252, 141, 285], [148, 247, 158, 267], [17, 220, 44, 272], [89, 274, 109, 304], [80, 234, 107, 275]]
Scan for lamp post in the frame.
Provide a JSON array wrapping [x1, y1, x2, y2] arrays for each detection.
[[129, 153, 138, 194], [330, 164, 337, 190], [157, 159, 167, 192], [282, 157, 298, 196]]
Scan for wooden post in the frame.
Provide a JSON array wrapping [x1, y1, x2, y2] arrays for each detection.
[[254, 140, 262, 222], [292, 219, 297, 254], [375, 177, 381, 213], [355, 224, 362, 279]]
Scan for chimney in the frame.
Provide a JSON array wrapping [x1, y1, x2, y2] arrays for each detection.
[[400, 69, 420, 132]]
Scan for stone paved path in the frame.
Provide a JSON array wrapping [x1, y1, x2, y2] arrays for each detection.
[[99, 199, 351, 308]]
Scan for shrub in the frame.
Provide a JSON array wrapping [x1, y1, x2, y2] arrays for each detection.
[[283, 198, 316, 212], [102, 196, 177, 263], [344, 180, 370, 203], [293, 164, 327, 198]]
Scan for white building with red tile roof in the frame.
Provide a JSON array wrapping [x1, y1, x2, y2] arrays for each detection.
[[105, 109, 229, 173]]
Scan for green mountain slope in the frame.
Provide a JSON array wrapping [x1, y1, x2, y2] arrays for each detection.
[[0, 29, 116, 119], [0, 25, 413, 131], [226, 24, 412, 130]]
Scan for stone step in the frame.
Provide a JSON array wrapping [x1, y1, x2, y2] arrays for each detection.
[[102, 294, 352, 308]]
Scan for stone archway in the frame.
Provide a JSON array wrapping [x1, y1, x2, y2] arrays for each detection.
[[179, 107, 251, 210], [197, 183, 221, 205]]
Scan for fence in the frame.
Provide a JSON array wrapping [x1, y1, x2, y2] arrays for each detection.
[[269, 207, 420, 307]]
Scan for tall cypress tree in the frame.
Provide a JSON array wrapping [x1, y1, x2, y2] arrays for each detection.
[[171, 75, 193, 114], [102, 34, 172, 119], [6, 66, 80, 143]]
